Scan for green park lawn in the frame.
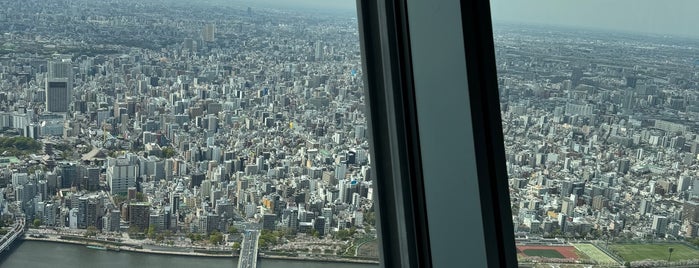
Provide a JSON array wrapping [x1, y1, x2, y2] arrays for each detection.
[[573, 243, 618, 264], [609, 243, 699, 262]]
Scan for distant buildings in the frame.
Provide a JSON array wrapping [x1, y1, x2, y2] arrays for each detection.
[[0, 1, 373, 250], [202, 24, 215, 42]]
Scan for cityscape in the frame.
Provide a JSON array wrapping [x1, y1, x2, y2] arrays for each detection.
[[0, 1, 377, 268], [497, 25, 699, 266], [0, 0, 698, 267]]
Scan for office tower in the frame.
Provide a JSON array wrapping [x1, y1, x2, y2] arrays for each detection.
[[626, 75, 638, 89], [170, 194, 180, 215], [106, 157, 138, 195], [623, 87, 635, 115], [86, 198, 100, 229], [617, 159, 630, 174], [314, 216, 326, 236], [288, 208, 299, 233], [640, 198, 653, 215], [263, 214, 276, 230], [202, 24, 215, 42], [129, 202, 150, 232], [78, 196, 88, 229], [103, 210, 121, 232], [45, 203, 56, 226], [45, 61, 72, 113], [86, 167, 100, 191], [314, 42, 323, 61], [183, 38, 194, 50], [651, 215, 668, 236], [60, 164, 77, 188], [678, 176, 691, 193], [570, 68, 583, 87], [684, 200, 699, 223], [322, 207, 333, 235], [561, 197, 575, 216]]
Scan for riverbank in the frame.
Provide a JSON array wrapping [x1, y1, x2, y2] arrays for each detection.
[[22, 236, 233, 258], [22, 235, 379, 264], [262, 254, 379, 264]]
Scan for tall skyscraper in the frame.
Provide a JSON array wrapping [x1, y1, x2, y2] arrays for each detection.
[[202, 24, 215, 42], [45, 61, 72, 113], [314, 42, 323, 61]]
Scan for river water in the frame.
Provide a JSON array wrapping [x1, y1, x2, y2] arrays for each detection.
[[0, 241, 379, 268]]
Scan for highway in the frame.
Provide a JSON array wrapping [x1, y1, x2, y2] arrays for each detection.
[[236, 229, 260, 268], [0, 217, 25, 253]]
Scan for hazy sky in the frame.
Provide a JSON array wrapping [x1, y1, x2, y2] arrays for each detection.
[[490, 0, 699, 37], [232, 0, 698, 37], [234, 0, 355, 12]]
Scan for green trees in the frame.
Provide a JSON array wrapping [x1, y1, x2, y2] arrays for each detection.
[[232, 242, 241, 251], [209, 231, 224, 245], [187, 233, 204, 242], [228, 226, 238, 234], [147, 226, 156, 239], [162, 147, 176, 158], [128, 225, 141, 236], [335, 227, 357, 241], [258, 230, 284, 249], [0, 136, 42, 155], [85, 226, 98, 237], [155, 234, 165, 243], [32, 219, 41, 228]]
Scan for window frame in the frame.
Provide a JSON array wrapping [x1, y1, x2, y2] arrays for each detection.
[[356, 0, 517, 267]]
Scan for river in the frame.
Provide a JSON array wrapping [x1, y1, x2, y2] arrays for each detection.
[[0, 241, 379, 268]]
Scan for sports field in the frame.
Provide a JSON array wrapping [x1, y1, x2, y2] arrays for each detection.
[[517, 245, 579, 259], [572, 243, 618, 264], [522, 249, 564, 258], [609, 243, 699, 262]]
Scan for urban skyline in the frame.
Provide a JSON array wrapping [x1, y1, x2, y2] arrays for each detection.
[[0, 0, 698, 267], [0, 0, 377, 267]]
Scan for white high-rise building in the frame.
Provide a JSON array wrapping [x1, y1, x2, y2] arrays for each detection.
[[106, 156, 138, 195]]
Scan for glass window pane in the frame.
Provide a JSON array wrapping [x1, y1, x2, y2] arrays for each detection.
[[492, 1, 699, 266]]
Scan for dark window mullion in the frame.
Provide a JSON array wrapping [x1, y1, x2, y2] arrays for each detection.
[[356, 0, 429, 267], [459, 0, 518, 267]]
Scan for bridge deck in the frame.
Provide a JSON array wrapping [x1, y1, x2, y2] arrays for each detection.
[[0, 218, 25, 252], [237, 230, 260, 268]]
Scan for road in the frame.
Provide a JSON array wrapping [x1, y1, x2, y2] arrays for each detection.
[[0, 217, 25, 252], [237, 229, 260, 268]]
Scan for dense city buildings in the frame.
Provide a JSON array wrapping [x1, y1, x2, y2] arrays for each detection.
[[1, 0, 698, 266], [496, 25, 699, 244], [0, 0, 376, 262]]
